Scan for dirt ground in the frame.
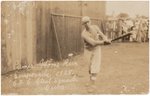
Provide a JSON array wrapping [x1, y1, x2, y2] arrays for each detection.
[[1, 42, 149, 95]]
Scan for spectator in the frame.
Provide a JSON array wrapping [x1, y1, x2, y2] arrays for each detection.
[[129, 26, 137, 42]]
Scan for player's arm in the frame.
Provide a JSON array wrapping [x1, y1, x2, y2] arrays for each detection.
[[94, 25, 111, 44], [94, 25, 108, 40], [81, 31, 104, 46]]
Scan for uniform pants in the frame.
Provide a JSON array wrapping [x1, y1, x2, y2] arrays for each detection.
[[88, 46, 101, 74]]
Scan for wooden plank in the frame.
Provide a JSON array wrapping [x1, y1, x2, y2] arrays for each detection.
[[16, 2, 22, 70], [41, 2, 47, 61], [48, 2, 53, 60], [45, 2, 51, 59], [20, 2, 27, 67], [1, 2, 9, 73], [11, 2, 17, 70], [62, 14, 65, 58], [26, 3, 34, 66], [64, 16, 68, 57], [5, 2, 13, 72], [35, 3, 42, 62], [52, 15, 62, 60], [32, 2, 37, 64]]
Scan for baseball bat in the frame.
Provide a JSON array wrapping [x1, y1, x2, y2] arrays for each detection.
[[104, 32, 132, 45], [111, 32, 132, 42]]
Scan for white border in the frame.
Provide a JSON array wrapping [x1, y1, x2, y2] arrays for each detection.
[[0, 0, 149, 96]]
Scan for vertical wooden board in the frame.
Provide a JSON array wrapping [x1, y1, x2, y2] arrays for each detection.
[[1, 2, 9, 73], [32, 2, 37, 64], [46, 2, 52, 59], [31, 3, 35, 64], [66, 17, 70, 55], [40, 2, 49, 59], [70, 18, 73, 53], [41, 2, 46, 61], [46, 2, 52, 60], [69, 17, 73, 54], [78, 16, 84, 53], [36, 2, 42, 62], [26, 2, 34, 65], [80, 17, 84, 53], [37, 2, 42, 62], [49, 2, 55, 59], [5, 2, 13, 72], [75, 18, 78, 53], [10, 2, 18, 70], [20, 2, 27, 67], [46, 2, 52, 55], [57, 16, 64, 59], [51, 15, 60, 60], [53, 16, 63, 59], [66, 17, 70, 54], [50, 16, 55, 59], [17, 2, 24, 69], [15, 2, 22, 70], [75, 18, 79, 53], [65, 17, 70, 57], [48, 11, 53, 59], [62, 16, 65, 58], [74, 20, 77, 54], [55, 16, 61, 58], [71, 18, 75, 53], [73, 18, 76, 53], [34, 2, 38, 62], [35, 2, 42, 62], [37, 2, 47, 62], [78, 18, 82, 52], [50, 15, 54, 59], [64, 16, 68, 57], [43, 2, 47, 59], [44, 2, 49, 60]]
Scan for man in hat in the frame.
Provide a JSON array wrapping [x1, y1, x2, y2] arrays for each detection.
[[81, 16, 111, 83]]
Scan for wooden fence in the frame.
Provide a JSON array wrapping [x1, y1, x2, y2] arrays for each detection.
[[1, 1, 106, 74], [1, 2, 37, 74]]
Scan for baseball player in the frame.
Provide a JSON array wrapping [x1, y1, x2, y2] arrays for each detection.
[[81, 16, 111, 83]]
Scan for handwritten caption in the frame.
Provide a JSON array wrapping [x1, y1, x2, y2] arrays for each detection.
[[10, 59, 79, 91]]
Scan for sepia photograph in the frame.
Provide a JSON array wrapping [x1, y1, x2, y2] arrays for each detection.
[[1, 0, 149, 95]]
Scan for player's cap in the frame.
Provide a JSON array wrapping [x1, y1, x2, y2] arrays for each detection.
[[82, 16, 90, 25]]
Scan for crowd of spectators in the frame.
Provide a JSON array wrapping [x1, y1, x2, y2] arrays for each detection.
[[105, 16, 149, 42]]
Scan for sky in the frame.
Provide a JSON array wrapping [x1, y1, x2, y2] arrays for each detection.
[[106, 1, 149, 18]]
